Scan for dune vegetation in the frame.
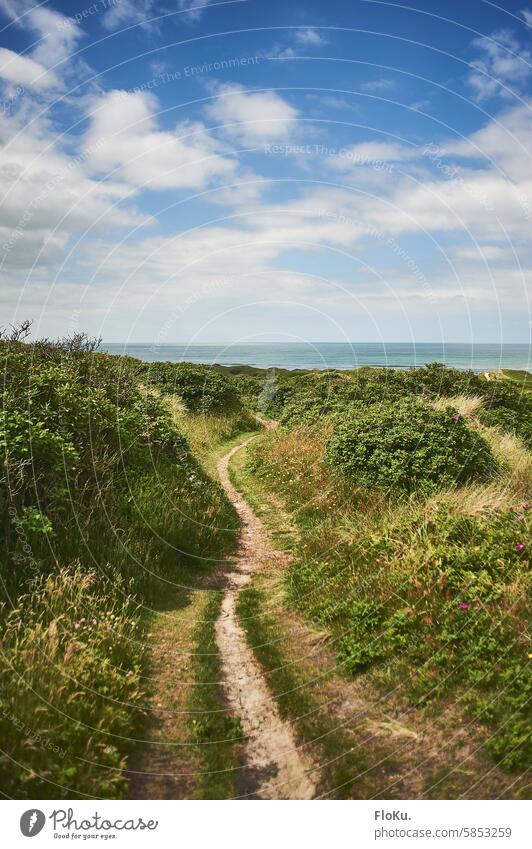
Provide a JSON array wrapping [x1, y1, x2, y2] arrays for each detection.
[[241, 364, 531, 777], [1, 326, 530, 798], [0, 324, 252, 799]]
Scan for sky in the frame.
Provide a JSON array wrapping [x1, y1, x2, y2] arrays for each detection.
[[0, 0, 531, 345]]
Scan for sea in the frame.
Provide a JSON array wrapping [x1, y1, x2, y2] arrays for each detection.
[[102, 342, 531, 373]]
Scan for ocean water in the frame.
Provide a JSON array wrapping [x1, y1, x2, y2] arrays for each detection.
[[102, 342, 531, 372]]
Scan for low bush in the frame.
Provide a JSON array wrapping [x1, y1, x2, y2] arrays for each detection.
[[142, 361, 241, 413], [327, 398, 497, 494]]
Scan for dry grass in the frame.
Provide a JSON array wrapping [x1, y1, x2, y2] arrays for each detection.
[[432, 394, 485, 419]]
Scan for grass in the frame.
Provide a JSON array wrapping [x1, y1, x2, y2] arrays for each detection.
[[242, 419, 531, 777], [188, 591, 243, 799], [127, 412, 255, 800]]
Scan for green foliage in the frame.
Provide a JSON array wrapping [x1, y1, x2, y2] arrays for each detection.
[[247, 420, 531, 771], [244, 361, 531, 451], [0, 334, 239, 798], [141, 360, 241, 413], [326, 398, 497, 493], [290, 504, 531, 769], [0, 565, 143, 798]]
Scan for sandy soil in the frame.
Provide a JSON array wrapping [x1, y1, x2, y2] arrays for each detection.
[[215, 438, 317, 799]]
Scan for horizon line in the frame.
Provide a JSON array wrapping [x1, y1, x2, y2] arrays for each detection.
[[102, 341, 531, 347]]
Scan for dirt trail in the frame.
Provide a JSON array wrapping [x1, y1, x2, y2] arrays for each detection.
[[215, 437, 317, 800]]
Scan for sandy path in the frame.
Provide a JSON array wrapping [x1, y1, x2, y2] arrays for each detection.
[[215, 437, 317, 800]]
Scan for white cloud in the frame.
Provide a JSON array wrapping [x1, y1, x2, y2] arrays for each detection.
[[102, 0, 154, 30], [177, 0, 213, 23], [360, 78, 396, 93], [445, 100, 532, 181], [521, 8, 532, 26], [0, 47, 57, 90], [0, 0, 86, 91], [331, 141, 416, 169], [295, 28, 327, 47], [0, 103, 149, 271], [307, 94, 358, 112], [0, 0, 82, 66], [84, 90, 238, 190], [467, 29, 532, 101], [454, 245, 508, 262], [205, 83, 298, 144]]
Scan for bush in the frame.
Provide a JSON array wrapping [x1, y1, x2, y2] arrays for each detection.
[[142, 361, 241, 413], [327, 398, 497, 493]]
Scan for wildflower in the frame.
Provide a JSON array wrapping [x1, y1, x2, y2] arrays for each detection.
[[459, 602, 469, 610], [528, 653, 532, 660], [427, 519, 435, 526], [515, 542, 525, 552], [516, 515, 525, 522], [188, 474, 194, 482], [452, 414, 461, 422], [523, 503, 530, 511]]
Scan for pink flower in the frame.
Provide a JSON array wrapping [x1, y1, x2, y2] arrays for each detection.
[[516, 515, 525, 522], [522, 503, 530, 511], [188, 475, 194, 482], [459, 602, 469, 610], [427, 519, 435, 526], [452, 414, 461, 422], [515, 542, 525, 552]]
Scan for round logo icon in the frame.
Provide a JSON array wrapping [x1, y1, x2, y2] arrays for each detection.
[[20, 810, 46, 837]]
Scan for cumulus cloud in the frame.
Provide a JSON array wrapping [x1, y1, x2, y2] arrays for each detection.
[[0, 0, 87, 93], [83, 90, 238, 190], [445, 100, 532, 181], [467, 29, 532, 101], [0, 47, 57, 89], [0, 0, 82, 67], [205, 83, 298, 144], [0, 104, 148, 271]]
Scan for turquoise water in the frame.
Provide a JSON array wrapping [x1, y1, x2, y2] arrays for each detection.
[[102, 342, 531, 372]]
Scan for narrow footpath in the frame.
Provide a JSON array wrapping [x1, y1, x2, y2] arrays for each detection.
[[215, 438, 317, 799]]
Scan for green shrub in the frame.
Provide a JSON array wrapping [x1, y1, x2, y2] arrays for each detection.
[[142, 361, 241, 413], [327, 398, 497, 493]]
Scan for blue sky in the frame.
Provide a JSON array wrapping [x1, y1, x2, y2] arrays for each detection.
[[0, 0, 531, 344]]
